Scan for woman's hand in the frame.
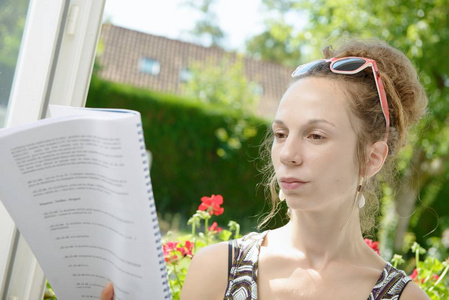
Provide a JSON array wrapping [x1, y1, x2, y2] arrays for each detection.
[[99, 283, 114, 300]]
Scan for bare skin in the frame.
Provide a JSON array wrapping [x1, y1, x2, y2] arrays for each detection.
[[101, 77, 430, 300], [99, 282, 113, 300]]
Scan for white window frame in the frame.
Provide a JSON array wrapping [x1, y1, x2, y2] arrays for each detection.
[[0, 0, 105, 298]]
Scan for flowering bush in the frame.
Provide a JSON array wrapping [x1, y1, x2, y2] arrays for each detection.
[[162, 194, 241, 299], [389, 242, 448, 299], [365, 237, 448, 298]]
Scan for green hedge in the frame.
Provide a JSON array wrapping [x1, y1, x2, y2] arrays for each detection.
[[86, 77, 280, 231]]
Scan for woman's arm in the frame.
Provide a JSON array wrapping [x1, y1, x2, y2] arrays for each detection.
[[99, 242, 229, 299], [180, 241, 229, 300]]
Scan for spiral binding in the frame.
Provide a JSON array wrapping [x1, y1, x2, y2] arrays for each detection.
[[137, 122, 172, 299]]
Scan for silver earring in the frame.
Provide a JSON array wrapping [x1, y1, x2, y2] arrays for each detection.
[[357, 184, 366, 208], [357, 184, 365, 208], [279, 189, 286, 201], [358, 194, 366, 208]]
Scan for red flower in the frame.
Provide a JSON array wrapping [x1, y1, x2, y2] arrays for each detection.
[[198, 194, 224, 216], [410, 268, 440, 284], [208, 222, 222, 234], [163, 241, 194, 263], [163, 242, 179, 264], [178, 240, 194, 258], [364, 238, 380, 255], [410, 268, 419, 282]]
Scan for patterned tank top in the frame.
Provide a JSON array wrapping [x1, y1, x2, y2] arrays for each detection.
[[224, 231, 412, 300]]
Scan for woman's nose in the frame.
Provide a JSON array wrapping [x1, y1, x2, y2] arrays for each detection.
[[279, 137, 303, 166]]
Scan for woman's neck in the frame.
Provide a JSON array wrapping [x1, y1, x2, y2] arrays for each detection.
[[280, 207, 367, 270]]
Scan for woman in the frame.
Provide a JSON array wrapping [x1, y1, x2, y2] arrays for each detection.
[[101, 38, 430, 299]]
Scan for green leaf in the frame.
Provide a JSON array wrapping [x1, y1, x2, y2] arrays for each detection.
[[218, 229, 233, 241], [412, 242, 427, 255]]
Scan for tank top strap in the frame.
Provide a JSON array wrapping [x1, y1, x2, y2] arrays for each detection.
[[224, 231, 269, 300], [368, 262, 412, 300]]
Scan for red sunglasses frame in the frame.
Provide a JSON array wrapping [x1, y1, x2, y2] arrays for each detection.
[[292, 57, 390, 141]]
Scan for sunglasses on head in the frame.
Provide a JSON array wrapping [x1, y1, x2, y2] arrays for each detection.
[[291, 57, 390, 141]]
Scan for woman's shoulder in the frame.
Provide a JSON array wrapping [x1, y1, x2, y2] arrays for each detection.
[[181, 232, 268, 299], [235, 231, 269, 245], [399, 281, 430, 300], [373, 263, 430, 300], [181, 241, 229, 300], [181, 231, 269, 299]]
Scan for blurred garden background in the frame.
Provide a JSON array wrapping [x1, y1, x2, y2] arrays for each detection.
[[2, 0, 448, 298]]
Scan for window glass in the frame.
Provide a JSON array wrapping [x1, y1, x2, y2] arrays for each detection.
[[139, 57, 161, 75], [254, 83, 264, 96], [0, 0, 30, 127], [179, 68, 192, 82]]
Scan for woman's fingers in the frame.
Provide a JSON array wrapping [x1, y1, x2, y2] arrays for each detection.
[[100, 282, 114, 300]]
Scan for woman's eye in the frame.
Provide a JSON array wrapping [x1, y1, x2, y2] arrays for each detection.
[[274, 132, 287, 139], [308, 133, 324, 140]]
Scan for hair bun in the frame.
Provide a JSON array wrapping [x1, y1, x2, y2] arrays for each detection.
[[324, 38, 428, 151]]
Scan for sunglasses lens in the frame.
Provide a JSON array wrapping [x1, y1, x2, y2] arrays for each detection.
[[292, 60, 326, 77], [332, 58, 366, 71]]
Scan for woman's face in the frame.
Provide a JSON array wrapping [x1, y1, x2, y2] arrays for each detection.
[[271, 77, 360, 212]]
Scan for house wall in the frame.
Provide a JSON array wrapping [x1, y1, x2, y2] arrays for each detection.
[[97, 24, 293, 119]]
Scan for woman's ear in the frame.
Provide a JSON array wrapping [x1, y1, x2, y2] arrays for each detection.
[[364, 141, 388, 178]]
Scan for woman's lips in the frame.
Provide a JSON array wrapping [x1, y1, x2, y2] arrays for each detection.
[[280, 178, 308, 190]]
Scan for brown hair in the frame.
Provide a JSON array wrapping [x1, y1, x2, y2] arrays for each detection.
[[259, 38, 428, 233]]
